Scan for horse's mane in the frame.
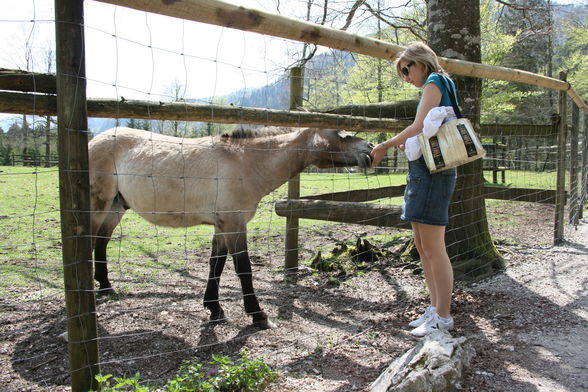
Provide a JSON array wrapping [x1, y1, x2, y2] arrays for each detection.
[[221, 126, 301, 140]]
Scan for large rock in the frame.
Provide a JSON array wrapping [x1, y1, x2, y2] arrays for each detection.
[[371, 331, 474, 392]]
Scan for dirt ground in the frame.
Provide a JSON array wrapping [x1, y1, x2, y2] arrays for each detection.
[[1, 202, 587, 392]]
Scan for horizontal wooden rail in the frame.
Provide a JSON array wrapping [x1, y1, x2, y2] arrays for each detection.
[[274, 199, 410, 228], [322, 101, 556, 136], [0, 91, 408, 132], [95, 0, 587, 113], [280, 184, 559, 213], [483, 186, 560, 204], [305, 185, 406, 202], [479, 124, 555, 137], [0, 68, 57, 94], [274, 186, 558, 229], [0, 90, 557, 136]]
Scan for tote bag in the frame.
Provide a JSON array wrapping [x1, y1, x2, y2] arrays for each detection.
[[418, 75, 486, 173]]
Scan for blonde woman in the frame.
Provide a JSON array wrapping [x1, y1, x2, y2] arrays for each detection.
[[371, 42, 458, 337]]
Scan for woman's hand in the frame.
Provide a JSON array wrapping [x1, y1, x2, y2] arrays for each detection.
[[371, 142, 390, 167]]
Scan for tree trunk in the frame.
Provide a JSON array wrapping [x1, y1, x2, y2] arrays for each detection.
[[427, 0, 503, 280]]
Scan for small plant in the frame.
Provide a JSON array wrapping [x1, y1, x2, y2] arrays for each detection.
[[169, 351, 279, 392], [93, 373, 150, 392], [93, 351, 279, 392]]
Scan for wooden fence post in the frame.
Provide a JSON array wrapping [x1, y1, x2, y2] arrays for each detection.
[[284, 66, 304, 274], [581, 113, 588, 220], [55, 1, 100, 391], [554, 71, 567, 245], [569, 103, 580, 225]]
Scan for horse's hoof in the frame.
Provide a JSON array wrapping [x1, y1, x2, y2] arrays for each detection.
[[96, 287, 115, 296], [253, 318, 276, 329], [209, 310, 227, 323]]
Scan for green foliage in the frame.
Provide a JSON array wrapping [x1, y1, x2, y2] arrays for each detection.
[[479, 0, 526, 122], [343, 55, 411, 104], [337, 0, 427, 106], [379, 0, 427, 44], [560, 22, 588, 99], [0, 119, 57, 165], [301, 0, 586, 123], [499, 0, 552, 74], [93, 351, 279, 392], [305, 1, 427, 110], [0, 143, 13, 165], [481, 80, 545, 123], [480, 0, 517, 66], [94, 373, 150, 392], [305, 53, 353, 109]]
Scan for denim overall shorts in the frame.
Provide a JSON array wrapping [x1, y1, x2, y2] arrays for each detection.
[[401, 156, 457, 226]]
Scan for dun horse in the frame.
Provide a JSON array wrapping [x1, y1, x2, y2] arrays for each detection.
[[89, 126, 373, 329]]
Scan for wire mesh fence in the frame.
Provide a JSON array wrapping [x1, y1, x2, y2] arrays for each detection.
[[1, 1, 587, 391]]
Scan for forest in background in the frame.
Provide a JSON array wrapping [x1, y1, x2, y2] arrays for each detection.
[[0, 0, 586, 165]]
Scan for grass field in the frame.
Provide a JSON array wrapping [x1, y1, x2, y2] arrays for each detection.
[[0, 164, 561, 298]]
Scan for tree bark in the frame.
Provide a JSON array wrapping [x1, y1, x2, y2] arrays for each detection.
[[427, 0, 504, 280]]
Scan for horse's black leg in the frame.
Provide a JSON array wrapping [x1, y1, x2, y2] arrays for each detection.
[[94, 234, 113, 294], [93, 200, 125, 295], [203, 234, 228, 322], [229, 234, 274, 329]]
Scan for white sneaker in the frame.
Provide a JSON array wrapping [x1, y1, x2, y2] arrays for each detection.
[[409, 312, 454, 337], [408, 306, 435, 328]]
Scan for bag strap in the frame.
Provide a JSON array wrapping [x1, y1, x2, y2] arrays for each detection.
[[437, 74, 463, 119]]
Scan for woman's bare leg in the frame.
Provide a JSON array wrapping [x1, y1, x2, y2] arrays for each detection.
[[413, 222, 453, 318], [412, 223, 437, 308]]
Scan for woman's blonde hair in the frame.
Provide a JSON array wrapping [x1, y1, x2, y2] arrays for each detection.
[[395, 42, 447, 79]]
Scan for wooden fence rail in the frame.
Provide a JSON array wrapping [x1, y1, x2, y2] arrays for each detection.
[[7, 154, 59, 167], [274, 186, 560, 228], [0, 91, 408, 133], [0, 89, 557, 137]]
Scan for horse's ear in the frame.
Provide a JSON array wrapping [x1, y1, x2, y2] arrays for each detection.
[[337, 130, 351, 139]]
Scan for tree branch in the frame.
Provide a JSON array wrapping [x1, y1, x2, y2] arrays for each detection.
[[363, 2, 426, 41], [494, 0, 532, 11], [340, 0, 365, 31]]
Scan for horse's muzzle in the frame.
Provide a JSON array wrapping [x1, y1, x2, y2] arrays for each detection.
[[358, 143, 375, 168], [358, 152, 373, 168]]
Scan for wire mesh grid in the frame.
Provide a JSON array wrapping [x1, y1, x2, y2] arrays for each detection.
[[1, 1, 587, 391]]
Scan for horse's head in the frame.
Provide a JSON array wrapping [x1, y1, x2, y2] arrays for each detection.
[[309, 129, 374, 169]]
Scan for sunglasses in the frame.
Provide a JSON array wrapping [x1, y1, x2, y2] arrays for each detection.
[[401, 61, 416, 76]]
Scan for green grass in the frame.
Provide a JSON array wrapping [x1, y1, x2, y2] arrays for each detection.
[[0, 166, 63, 297], [484, 169, 557, 189], [0, 165, 563, 297]]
